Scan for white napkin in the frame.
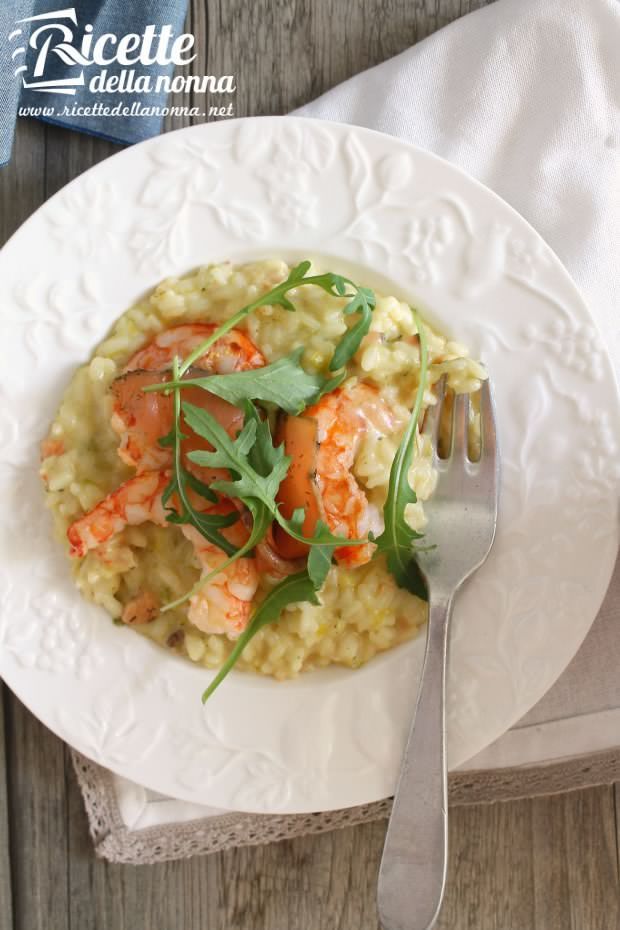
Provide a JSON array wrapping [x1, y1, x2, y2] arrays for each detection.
[[110, 0, 620, 829], [298, 0, 620, 376]]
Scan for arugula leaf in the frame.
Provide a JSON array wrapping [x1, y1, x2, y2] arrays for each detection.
[[306, 520, 337, 588], [202, 570, 321, 702], [329, 286, 376, 371], [236, 400, 285, 568], [162, 502, 271, 612], [159, 359, 238, 557], [243, 399, 283, 477], [145, 349, 346, 414], [184, 401, 362, 550], [183, 401, 290, 506], [182, 469, 218, 502], [162, 404, 275, 613], [177, 261, 376, 377], [178, 261, 313, 375], [282, 506, 348, 552], [162, 403, 292, 613], [372, 310, 429, 600], [284, 511, 337, 585]]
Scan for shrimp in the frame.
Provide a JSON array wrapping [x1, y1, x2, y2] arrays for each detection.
[[39, 437, 66, 485], [275, 383, 396, 567], [181, 508, 258, 639], [40, 438, 65, 459], [122, 324, 265, 374], [122, 590, 160, 625], [66, 472, 258, 638], [110, 369, 246, 473], [110, 324, 266, 472], [110, 370, 174, 472], [67, 471, 170, 558]]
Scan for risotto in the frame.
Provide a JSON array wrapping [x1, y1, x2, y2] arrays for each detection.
[[40, 259, 485, 682]]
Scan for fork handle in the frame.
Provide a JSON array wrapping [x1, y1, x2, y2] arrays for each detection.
[[377, 594, 453, 930]]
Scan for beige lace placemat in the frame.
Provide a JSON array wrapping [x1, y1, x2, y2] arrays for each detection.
[[71, 747, 620, 864]]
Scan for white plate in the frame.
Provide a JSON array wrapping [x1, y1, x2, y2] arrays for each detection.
[[0, 117, 618, 813]]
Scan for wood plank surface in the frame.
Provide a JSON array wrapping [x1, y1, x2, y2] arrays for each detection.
[[2, 1, 620, 929], [440, 789, 620, 930], [4, 696, 70, 930], [0, 109, 48, 930], [0, 687, 14, 930]]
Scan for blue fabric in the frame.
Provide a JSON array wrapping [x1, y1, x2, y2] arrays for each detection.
[[1, 0, 190, 166]]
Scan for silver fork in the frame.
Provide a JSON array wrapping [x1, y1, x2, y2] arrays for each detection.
[[377, 377, 499, 930]]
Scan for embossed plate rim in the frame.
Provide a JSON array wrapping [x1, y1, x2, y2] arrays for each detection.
[[0, 116, 618, 813]]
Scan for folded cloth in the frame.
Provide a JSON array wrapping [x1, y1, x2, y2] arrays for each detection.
[[296, 0, 620, 381], [56, 0, 620, 856], [1, 0, 189, 166]]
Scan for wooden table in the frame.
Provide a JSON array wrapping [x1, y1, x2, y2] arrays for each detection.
[[2, 1, 620, 927]]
